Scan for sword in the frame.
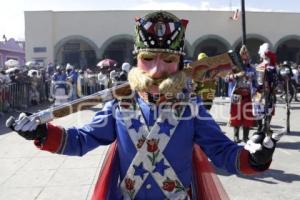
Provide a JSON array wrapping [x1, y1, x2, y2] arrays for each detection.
[[6, 51, 242, 127]]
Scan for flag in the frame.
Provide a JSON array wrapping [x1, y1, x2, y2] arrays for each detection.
[[230, 9, 240, 21]]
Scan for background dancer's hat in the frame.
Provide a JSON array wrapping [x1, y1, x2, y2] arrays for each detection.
[[197, 52, 208, 61], [133, 11, 188, 55], [258, 43, 277, 66]]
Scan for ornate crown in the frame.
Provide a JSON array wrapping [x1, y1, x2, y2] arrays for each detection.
[[133, 11, 188, 55]]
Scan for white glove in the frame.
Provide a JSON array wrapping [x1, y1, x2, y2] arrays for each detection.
[[14, 112, 40, 132], [6, 112, 47, 141]]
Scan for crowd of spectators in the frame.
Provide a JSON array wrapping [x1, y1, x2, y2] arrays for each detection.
[[0, 60, 133, 115], [0, 64, 51, 115], [3, 57, 298, 116]]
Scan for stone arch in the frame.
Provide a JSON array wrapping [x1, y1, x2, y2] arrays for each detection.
[[232, 34, 272, 64], [99, 34, 135, 66], [274, 35, 300, 64], [54, 35, 99, 68], [192, 35, 231, 60]]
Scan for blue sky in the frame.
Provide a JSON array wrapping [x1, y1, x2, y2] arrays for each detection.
[[1, 0, 300, 40]]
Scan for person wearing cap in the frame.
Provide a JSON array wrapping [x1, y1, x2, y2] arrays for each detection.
[[8, 11, 280, 199], [226, 45, 257, 143], [193, 52, 217, 110]]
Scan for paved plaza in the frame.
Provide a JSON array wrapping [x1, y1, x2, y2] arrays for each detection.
[[0, 98, 299, 200]]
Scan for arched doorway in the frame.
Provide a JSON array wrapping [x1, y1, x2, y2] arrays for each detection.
[[101, 38, 134, 67], [233, 35, 272, 64], [192, 36, 230, 60], [55, 36, 98, 69], [275, 36, 300, 64]]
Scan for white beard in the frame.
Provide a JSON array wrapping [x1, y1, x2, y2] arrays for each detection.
[[127, 67, 187, 97]]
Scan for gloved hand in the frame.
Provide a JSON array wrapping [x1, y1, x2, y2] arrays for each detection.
[[244, 131, 283, 170], [6, 112, 48, 143]]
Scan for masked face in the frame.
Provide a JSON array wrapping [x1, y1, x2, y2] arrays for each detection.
[[137, 52, 180, 78], [128, 51, 186, 98]]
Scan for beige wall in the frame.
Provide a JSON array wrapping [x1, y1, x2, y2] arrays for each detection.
[[25, 11, 55, 64], [25, 10, 300, 64]]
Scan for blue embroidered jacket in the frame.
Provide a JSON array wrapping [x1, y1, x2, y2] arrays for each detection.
[[36, 96, 262, 199]]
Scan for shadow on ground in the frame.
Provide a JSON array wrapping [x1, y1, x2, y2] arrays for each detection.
[[285, 131, 300, 137], [270, 125, 285, 129], [217, 168, 300, 184], [290, 107, 300, 110], [277, 141, 300, 150]]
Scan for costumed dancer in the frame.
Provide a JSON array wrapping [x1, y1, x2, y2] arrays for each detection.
[[8, 11, 281, 199], [227, 45, 257, 143], [193, 52, 217, 110], [254, 43, 278, 133]]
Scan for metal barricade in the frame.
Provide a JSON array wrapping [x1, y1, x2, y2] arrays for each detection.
[[0, 82, 31, 112], [0, 77, 53, 114], [80, 82, 104, 96], [0, 84, 9, 113]]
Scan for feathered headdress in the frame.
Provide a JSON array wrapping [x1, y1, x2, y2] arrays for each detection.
[[258, 43, 276, 66]]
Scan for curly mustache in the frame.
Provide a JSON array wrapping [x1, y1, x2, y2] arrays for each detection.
[[127, 67, 187, 96]]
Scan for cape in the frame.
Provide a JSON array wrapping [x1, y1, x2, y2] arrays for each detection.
[[92, 142, 229, 200]]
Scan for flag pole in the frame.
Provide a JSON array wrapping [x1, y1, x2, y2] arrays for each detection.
[[241, 0, 247, 45]]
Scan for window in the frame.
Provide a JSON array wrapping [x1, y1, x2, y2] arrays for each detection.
[[33, 47, 47, 53]]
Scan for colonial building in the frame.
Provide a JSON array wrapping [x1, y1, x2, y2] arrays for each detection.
[[25, 10, 300, 68], [0, 37, 25, 68]]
